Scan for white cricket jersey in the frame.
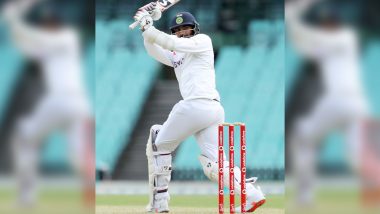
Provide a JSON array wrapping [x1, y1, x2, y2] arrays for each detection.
[[286, 2, 365, 96], [8, 13, 86, 95], [143, 29, 220, 101]]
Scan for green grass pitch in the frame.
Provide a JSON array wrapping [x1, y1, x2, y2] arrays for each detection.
[[96, 194, 285, 213], [0, 189, 89, 214]]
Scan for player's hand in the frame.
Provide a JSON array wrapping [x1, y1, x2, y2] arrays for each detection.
[[141, 2, 162, 21], [134, 9, 153, 31]]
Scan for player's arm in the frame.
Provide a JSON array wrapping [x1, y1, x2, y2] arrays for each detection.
[[2, 0, 60, 58], [285, 0, 322, 58], [285, 0, 342, 59], [134, 9, 211, 54], [9, 21, 64, 58], [142, 27, 212, 53], [134, 7, 173, 67], [144, 37, 173, 67], [1, 0, 39, 20]]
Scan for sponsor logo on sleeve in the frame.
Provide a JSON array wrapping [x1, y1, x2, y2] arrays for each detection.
[[173, 57, 185, 68]]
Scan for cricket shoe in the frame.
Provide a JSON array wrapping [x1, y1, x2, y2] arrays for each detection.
[[146, 192, 170, 213], [16, 178, 37, 208], [235, 179, 266, 213]]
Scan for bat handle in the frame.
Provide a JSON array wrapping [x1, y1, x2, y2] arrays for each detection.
[[129, 21, 140, 30]]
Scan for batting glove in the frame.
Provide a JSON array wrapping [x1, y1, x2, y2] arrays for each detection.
[[134, 9, 153, 31], [141, 2, 162, 21]]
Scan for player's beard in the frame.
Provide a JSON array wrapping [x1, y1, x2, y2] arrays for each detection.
[[173, 29, 195, 38]]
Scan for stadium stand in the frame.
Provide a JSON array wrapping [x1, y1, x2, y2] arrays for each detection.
[[363, 40, 380, 115], [0, 27, 24, 123], [94, 21, 160, 172], [1, 0, 375, 180], [5, 1, 376, 179]]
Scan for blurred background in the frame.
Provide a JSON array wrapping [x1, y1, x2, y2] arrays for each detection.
[[95, 0, 285, 211], [286, 0, 380, 212], [0, 0, 378, 212], [0, 0, 94, 176], [0, 0, 94, 212]]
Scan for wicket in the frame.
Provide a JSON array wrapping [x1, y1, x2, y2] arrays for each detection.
[[218, 122, 246, 213]]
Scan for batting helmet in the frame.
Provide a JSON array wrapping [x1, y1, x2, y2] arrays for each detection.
[[27, 1, 65, 27], [305, 2, 343, 27], [169, 12, 200, 35]]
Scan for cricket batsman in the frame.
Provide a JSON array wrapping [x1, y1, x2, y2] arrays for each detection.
[[2, 0, 94, 207], [286, 0, 370, 206], [133, 3, 266, 212]]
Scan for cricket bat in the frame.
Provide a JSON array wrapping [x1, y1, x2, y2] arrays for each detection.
[[129, 0, 181, 29]]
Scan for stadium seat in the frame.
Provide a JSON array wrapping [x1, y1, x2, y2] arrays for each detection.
[[248, 20, 273, 46], [285, 40, 301, 95], [95, 25, 159, 171], [363, 40, 380, 114], [0, 27, 24, 123]]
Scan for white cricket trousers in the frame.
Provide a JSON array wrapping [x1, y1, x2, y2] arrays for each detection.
[[14, 92, 92, 171], [155, 98, 224, 162], [291, 93, 370, 197]]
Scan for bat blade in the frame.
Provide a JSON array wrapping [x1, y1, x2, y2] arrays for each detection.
[[157, 0, 180, 11], [129, 0, 181, 30]]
